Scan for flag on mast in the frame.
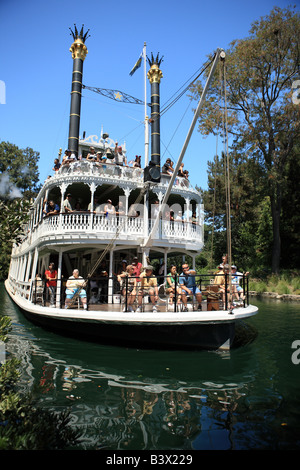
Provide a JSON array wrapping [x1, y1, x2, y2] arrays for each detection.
[[129, 52, 143, 76]]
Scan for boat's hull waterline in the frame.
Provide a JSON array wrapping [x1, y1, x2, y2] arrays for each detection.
[[5, 280, 258, 351]]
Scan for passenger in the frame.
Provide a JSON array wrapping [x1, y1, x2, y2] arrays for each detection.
[[65, 269, 87, 310], [152, 200, 160, 219], [191, 212, 197, 230], [214, 263, 230, 307], [88, 196, 99, 213], [162, 158, 174, 176], [137, 266, 158, 312], [52, 158, 61, 172], [43, 200, 60, 216], [61, 149, 71, 165], [132, 256, 143, 282], [98, 260, 108, 303], [74, 201, 82, 211], [114, 144, 127, 166], [179, 263, 202, 311], [101, 154, 107, 170], [175, 210, 184, 223], [118, 265, 137, 312], [133, 155, 141, 168], [117, 259, 127, 275], [104, 199, 116, 218], [177, 163, 185, 178], [166, 265, 182, 305], [95, 151, 103, 166], [44, 262, 57, 307], [231, 265, 248, 302], [115, 200, 125, 217], [183, 170, 189, 180], [86, 146, 97, 161], [63, 193, 73, 213]]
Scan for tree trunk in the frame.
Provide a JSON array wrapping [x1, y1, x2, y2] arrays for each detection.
[[270, 193, 281, 274]]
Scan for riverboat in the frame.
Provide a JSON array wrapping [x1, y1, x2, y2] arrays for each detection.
[[5, 26, 258, 351]]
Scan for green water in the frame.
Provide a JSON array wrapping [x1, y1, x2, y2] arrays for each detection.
[[1, 283, 300, 450]]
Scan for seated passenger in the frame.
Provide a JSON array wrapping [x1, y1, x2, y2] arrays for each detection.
[[137, 266, 158, 313], [65, 269, 87, 310], [117, 265, 137, 312], [179, 263, 202, 311], [166, 265, 182, 305], [162, 158, 174, 176], [213, 264, 230, 307], [231, 265, 248, 302]]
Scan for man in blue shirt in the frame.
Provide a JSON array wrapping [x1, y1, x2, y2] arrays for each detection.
[[179, 263, 202, 311]]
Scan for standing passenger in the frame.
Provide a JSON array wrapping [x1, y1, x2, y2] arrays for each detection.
[[44, 262, 57, 307]]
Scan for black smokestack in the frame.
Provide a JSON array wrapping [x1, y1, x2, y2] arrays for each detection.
[[68, 25, 90, 157], [144, 53, 163, 183]]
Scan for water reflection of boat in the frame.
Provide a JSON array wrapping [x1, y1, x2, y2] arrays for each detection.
[[2, 282, 264, 450], [5, 25, 258, 352]]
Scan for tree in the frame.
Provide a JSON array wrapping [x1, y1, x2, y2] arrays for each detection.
[[0, 141, 40, 198], [190, 7, 300, 273], [0, 141, 40, 279], [201, 150, 266, 271], [0, 199, 32, 279]]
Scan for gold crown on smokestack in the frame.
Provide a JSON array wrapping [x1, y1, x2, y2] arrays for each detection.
[[147, 53, 163, 84], [69, 24, 90, 60]]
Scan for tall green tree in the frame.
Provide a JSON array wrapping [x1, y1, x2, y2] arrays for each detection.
[[0, 141, 40, 198], [0, 141, 40, 279], [190, 7, 300, 273]]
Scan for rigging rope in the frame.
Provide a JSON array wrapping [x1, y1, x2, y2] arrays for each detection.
[[220, 57, 233, 302]]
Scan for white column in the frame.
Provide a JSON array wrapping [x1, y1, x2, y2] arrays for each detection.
[[108, 248, 114, 304], [29, 248, 39, 300], [89, 182, 96, 231], [25, 251, 33, 281], [56, 249, 63, 308]]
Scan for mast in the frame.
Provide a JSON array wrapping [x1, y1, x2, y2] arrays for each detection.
[[68, 25, 90, 157]]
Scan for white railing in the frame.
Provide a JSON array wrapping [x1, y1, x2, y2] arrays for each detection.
[[51, 161, 196, 193], [35, 213, 203, 245], [57, 160, 144, 182]]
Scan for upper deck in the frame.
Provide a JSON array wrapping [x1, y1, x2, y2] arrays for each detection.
[[12, 135, 203, 257]]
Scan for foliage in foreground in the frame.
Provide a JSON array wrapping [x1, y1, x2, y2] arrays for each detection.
[[0, 316, 81, 450]]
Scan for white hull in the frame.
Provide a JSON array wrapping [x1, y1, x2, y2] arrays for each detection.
[[5, 279, 258, 351]]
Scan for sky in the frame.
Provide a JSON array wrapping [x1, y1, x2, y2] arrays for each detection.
[[0, 0, 296, 191]]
